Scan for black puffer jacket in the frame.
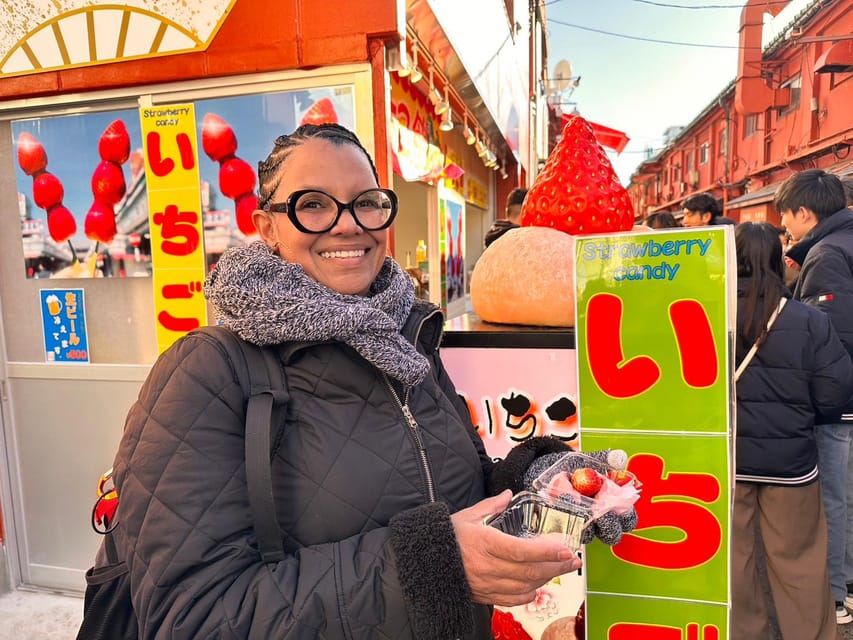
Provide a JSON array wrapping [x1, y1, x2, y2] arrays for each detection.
[[483, 220, 519, 248], [735, 279, 853, 485], [112, 302, 497, 639], [788, 207, 853, 421]]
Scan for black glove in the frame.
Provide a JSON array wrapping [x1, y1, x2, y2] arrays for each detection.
[[487, 436, 572, 495], [522, 449, 639, 547]]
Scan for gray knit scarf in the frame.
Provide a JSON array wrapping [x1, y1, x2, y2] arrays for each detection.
[[204, 241, 430, 387]]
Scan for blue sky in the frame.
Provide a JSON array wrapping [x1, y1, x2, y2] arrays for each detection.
[[544, 0, 810, 184]]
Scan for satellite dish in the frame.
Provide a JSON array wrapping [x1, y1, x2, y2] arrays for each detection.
[[552, 59, 573, 91]]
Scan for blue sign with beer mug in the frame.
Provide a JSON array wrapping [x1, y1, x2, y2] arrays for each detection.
[[40, 288, 90, 363]]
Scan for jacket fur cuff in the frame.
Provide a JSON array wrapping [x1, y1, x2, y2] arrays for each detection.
[[389, 501, 474, 640]]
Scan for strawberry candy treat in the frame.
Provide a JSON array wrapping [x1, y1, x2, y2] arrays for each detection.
[[470, 114, 635, 327], [524, 449, 641, 546]]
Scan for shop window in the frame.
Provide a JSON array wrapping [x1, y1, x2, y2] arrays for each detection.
[[700, 142, 710, 165], [830, 70, 853, 90], [777, 74, 801, 116], [744, 114, 758, 137], [9, 82, 357, 281], [0, 69, 369, 364]]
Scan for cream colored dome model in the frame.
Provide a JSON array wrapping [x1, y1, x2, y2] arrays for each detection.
[[470, 226, 575, 328], [0, 1, 235, 78]]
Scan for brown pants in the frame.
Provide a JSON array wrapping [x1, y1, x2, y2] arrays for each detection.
[[731, 482, 838, 640]]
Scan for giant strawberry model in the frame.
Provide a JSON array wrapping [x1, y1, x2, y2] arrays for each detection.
[[470, 114, 635, 326]]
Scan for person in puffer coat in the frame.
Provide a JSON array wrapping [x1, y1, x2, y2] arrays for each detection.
[[108, 123, 586, 640], [731, 222, 853, 640]]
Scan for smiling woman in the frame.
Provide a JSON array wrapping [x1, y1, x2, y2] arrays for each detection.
[[87, 123, 589, 639]]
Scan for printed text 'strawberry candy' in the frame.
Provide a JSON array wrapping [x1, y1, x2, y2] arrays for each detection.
[[521, 114, 634, 235]]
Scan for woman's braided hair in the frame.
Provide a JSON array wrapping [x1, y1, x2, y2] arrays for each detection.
[[257, 123, 380, 210]]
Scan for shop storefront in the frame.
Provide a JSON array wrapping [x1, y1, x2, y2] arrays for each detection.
[[0, 0, 543, 594]]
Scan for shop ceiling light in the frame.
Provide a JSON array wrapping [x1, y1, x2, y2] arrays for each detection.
[[463, 114, 476, 145], [408, 45, 423, 83], [475, 139, 488, 158], [427, 67, 444, 110], [387, 41, 409, 77], [433, 85, 450, 116], [439, 107, 453, 132]]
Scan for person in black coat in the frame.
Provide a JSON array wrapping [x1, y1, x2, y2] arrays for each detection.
[[776, 168, 853, 622], [731, 222, 853, 640]]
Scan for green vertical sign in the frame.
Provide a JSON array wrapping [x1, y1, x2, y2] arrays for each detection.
[[575, 227, 735, 640]]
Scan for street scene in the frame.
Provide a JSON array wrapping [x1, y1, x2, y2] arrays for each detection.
[[1, 0, 852, 638]]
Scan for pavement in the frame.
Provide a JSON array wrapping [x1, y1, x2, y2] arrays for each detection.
[[0, 589, 82, 640]]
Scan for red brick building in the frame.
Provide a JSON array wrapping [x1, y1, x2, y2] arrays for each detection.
[[629, 0, 853, 227]]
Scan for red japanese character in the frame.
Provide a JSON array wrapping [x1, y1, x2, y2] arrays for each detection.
[[615, 454, 722, 569], [157, 310, 201, 333], [152, 205, 201, 256], [586, 293, 661, 398]]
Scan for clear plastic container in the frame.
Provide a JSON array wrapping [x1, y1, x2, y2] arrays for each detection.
[[484, 491, 591, 550], [485, 451, 640, 550]]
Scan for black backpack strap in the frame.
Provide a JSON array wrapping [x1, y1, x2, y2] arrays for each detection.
[[195, 326, 288, 563]]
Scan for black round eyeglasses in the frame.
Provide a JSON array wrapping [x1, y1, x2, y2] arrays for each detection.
[[264, 188, 398, 234]]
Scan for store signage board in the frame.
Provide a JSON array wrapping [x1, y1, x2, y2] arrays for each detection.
[[575, 226, 735, 639], [440, 342, 583, 635], [139, 103, 208, 353], [40, 288, 89, 363]]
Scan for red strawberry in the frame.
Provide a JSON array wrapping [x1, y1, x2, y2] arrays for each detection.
[[202, 113, 238, 162], [235, 192, 258, 236], [300, 98, 338, 126], [33, 172, 64, 209], [492, 610, 533, 640], [84, 201, 117, 244], [98, 120, 130, 164], [607, 469, 634, 487], [570, 467, 603, 497], [91, 160, 126, 206], [47, 205, 77, 243], [17, 132, 48, 176], [219, 157, 256, 199], [521, 114, 634, 235]]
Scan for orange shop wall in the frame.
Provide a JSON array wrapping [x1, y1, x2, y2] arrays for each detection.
[[0, 0, 402, 187]]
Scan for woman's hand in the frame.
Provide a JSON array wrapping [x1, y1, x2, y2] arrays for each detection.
[[451, 491, 582, 607]]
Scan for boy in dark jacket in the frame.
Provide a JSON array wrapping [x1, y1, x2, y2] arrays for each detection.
[[732, 222, 852, 639], [776, 168, 853, 623]]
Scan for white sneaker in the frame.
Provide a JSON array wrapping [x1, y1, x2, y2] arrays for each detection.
[[837, 603, 852, 624], [845, 594, 853, 610]]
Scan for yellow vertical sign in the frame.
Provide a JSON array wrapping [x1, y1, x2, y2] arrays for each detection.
[[139, 103, 207, 353]]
